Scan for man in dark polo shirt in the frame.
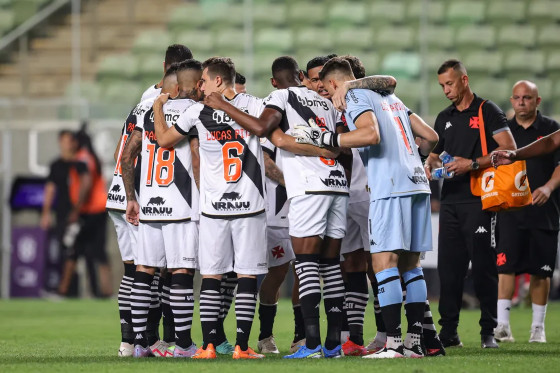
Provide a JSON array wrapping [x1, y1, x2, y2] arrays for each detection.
[[424, 60, 516, 348], [491, 81, 560, 344]]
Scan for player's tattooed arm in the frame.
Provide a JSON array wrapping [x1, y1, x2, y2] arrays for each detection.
[[153, 93, 185, 148], [332, 75, 397, 111], [189, 137, 200, 190], [263, 151, 285, 187], [121, 130, 142, 202]]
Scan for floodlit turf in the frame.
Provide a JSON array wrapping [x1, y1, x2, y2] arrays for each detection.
[[0, 299, 559, 372]]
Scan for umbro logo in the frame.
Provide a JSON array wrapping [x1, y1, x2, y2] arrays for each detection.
[[237, 328, 244, 333], [413, 322, 422, 328], [475, 226, 487, 234], [445, 121, 452, 130], [541, 265, 553, 272], [328, 307, 342, 313]]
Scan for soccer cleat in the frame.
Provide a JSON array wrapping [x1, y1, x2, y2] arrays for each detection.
[[173, 343, 197, 358], [216, 340, 235, 355], [232, 345, 265, 359], [150, 340, 172, 357], [323, 344, 343, 358], [494, 323, 515, 342], [118, 342, 134, 357], [257, 335, 280, 354], [290, 338, 306, 353], [425, 334, 446, 357], [284, 344, 323, 359], [365, 333, 386, 353], [529, 325, 546, 343], [342, 338, 368, 356], [363, 345, 405, 359], [481, 335, 499, 348], [192, 344, 217, 359], [403, 333, 424, 358], [340, 330, 350, 344], [438, 333, 463, 348], [133, 345, 154, 358]]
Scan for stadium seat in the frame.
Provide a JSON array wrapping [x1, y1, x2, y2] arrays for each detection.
[[463, 51, 504, 77], [369, 2, 406, 25], [255, 28, 293, 53], [132, 30, 172, 57], [64, 81, 101, 102], [446, 1, 486, 26], [13, 0, 48, 25], [215, 28, 247, 54], [381, 52, 421, 79], [424, 51, 458, 75], [537, 25, 560, 52], [328, 2, 367, 27], [356, 53, 380, 75], [545, 51, 560, 79], [138, 54, 164, 87], [428, 79, 448, 115], [174, 30, 215, 54], [97, 54, 138, 83], [528, 1, 560, 25], [470, 78, 510, 108], [252, 76, 275, 99], [101, 81, 143, 106], [168, 5, 207, 32], [395, 79, 421, 113], [502, 50, 545, 82], [406, 1, 446, 24], [0, 9, 14, 35], [496, 25, 536, 51], [253, 52, 278, 77], [288, 2, 326, 26], [333, 27, 372, 52], [253, 4, 287, 28], [375, 27, 415, 53], [294, 27, 333, 54], [422, 25, 455, 50], [455, 25, 496, 53], [486, 1, 526, 25]]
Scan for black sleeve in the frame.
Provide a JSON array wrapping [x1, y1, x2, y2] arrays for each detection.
[[431, 113, 445, 154], [482, 100, 509, 136], [47, 161, 59, 183], [74, 161, 89, 175], [188, 127, 198, 139]]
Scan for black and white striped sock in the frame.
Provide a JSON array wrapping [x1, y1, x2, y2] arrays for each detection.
[[216, 271, 237, 344], [131, 270, 154, 348], [371, 276, 386, 333], [235, 277, 258, 350], [170, 273, 194, 349], [345, 271, 369, 346], [118, 262, 135, 344], [320, 258, 345, 350], [160, 272, 174, 344], [295, 254, 322, 349], [200, 278, 221, 349], [146, 270, 161, 346]]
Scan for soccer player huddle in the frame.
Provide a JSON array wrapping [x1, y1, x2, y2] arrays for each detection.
[[106, 44, 445, 360]]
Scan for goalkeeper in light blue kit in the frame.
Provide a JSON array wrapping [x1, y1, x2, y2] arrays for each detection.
[[293, 57, 439, 358]]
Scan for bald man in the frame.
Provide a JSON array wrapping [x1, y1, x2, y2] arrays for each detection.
[[492, 81, 560, 344]]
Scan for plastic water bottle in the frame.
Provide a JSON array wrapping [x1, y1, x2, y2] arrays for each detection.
[[431, 167, 454, 180], [63, 222, 81, 247], [439, 151, 455, 165]]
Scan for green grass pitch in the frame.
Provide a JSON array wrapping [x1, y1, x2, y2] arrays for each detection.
[[1, 299, 559, 372]]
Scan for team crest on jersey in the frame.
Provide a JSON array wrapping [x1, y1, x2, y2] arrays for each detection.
[[142, 196, 173, 216], [320, 170, 348, 188], [407, 166, 429, 185], [211, 192, 251, 211]]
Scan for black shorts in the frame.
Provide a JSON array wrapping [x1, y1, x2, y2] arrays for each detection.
[[67, 213, 108, 263], [497, 213, 558, 278]]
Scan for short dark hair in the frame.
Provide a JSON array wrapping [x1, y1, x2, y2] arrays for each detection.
[[165, 44, 193, 68], [202, 57, 236, 85], [176, 58, 203, 73], [271, 56, 300, 76], [319, 57, 353, 81], [164, 62, 180, 78], [235, 72, 246, 85], [340, 55, 365, 79], [58, 129, 75, 139], [306, 54, 336, 73], [437, 59, 467, 75]]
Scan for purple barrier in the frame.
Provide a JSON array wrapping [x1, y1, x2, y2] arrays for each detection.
[[10, 227, 48, 297]]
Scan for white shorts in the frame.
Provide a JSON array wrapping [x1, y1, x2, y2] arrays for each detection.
[[369, 194, 432, 254], [267, 227, 295, 268], [288, 194, 348, 239], [137, 221, 198, 269], [199, 213, 268, 275], [341, 201, 369, 257], [108, 210, 137, 262]]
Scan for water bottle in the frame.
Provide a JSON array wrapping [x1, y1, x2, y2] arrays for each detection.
[[63, 222, 81, 248], [439, 151, 455, 165], [431, 167, 454, 180]]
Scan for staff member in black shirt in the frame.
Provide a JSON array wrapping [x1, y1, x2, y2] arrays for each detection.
[[424, 60, 516, 348], [491, 81, 560, 344]]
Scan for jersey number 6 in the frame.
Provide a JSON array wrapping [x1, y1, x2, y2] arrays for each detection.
[[222, 141, 244, 183]]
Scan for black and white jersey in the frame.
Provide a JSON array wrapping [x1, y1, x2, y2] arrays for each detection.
[[135, 98, 199, 222], [106, 104, 144, 212], [176, 93, 266, 219], [141, 84, 161, 102], [261, 137, 289, 228], [264, 86, 349, 198]]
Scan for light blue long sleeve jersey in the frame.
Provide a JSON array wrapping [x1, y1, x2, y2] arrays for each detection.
[[343, 89, 431, 201]]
